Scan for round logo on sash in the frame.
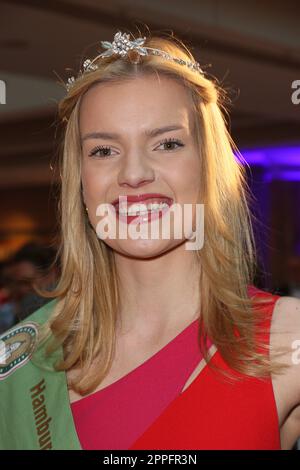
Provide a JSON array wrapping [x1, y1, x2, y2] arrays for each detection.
[[0, 322, 39, 379]]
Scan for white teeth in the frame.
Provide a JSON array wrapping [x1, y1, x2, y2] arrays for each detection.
[[118, 201, 169, 216]]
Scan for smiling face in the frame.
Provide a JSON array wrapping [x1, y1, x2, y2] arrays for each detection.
[[80, 74, 201, 259]]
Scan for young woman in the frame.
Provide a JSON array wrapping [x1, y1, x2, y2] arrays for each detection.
[[1, 30, 300, 450]]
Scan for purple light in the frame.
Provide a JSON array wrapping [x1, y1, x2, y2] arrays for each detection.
[[236, 151, 266, 166], [270, 170, 300, 182], [236, 145, 300, 181]]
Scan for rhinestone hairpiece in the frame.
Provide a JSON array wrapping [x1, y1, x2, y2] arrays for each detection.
[[65, 31, 204, 91]]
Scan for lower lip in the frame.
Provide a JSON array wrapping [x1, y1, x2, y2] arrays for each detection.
[[116, 204, 172, 225]]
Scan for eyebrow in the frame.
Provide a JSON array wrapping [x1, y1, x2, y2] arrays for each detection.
[[81, 124, 186, 143]]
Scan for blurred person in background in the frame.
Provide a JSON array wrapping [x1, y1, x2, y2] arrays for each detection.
[[0, 242, 59, 332], [0, 259, 17, 333]]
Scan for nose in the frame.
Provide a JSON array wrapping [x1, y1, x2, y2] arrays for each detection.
[[117, 150, 155, 188]]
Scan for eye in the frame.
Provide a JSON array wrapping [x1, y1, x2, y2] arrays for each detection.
[[88, 145, 116, 158], [156, 137, 184, 152]]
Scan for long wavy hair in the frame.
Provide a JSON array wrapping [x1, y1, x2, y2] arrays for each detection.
[[33, 31, 290, 395]]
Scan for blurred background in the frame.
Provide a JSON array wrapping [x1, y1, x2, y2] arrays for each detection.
[[0, 1, 299, 325]]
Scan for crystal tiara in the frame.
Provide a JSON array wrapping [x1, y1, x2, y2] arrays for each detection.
[[65, 31, 204, 91]]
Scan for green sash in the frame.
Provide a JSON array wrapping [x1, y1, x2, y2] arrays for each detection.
[[0, 299, 82, 450]]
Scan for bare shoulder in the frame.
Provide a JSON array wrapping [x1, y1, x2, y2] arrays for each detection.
[[271, 295, 300, 395], [272, 295, 300, 332], [270, 295, 300, 448], [271, 296, 300, 370]]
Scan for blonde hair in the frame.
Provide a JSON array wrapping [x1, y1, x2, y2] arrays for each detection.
[[33, 31, 290, 395]]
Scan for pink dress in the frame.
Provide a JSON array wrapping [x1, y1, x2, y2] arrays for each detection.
[[71, 315, 212, 449]]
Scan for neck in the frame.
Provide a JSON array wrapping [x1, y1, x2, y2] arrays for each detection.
[[114, 242, 201, 338]]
